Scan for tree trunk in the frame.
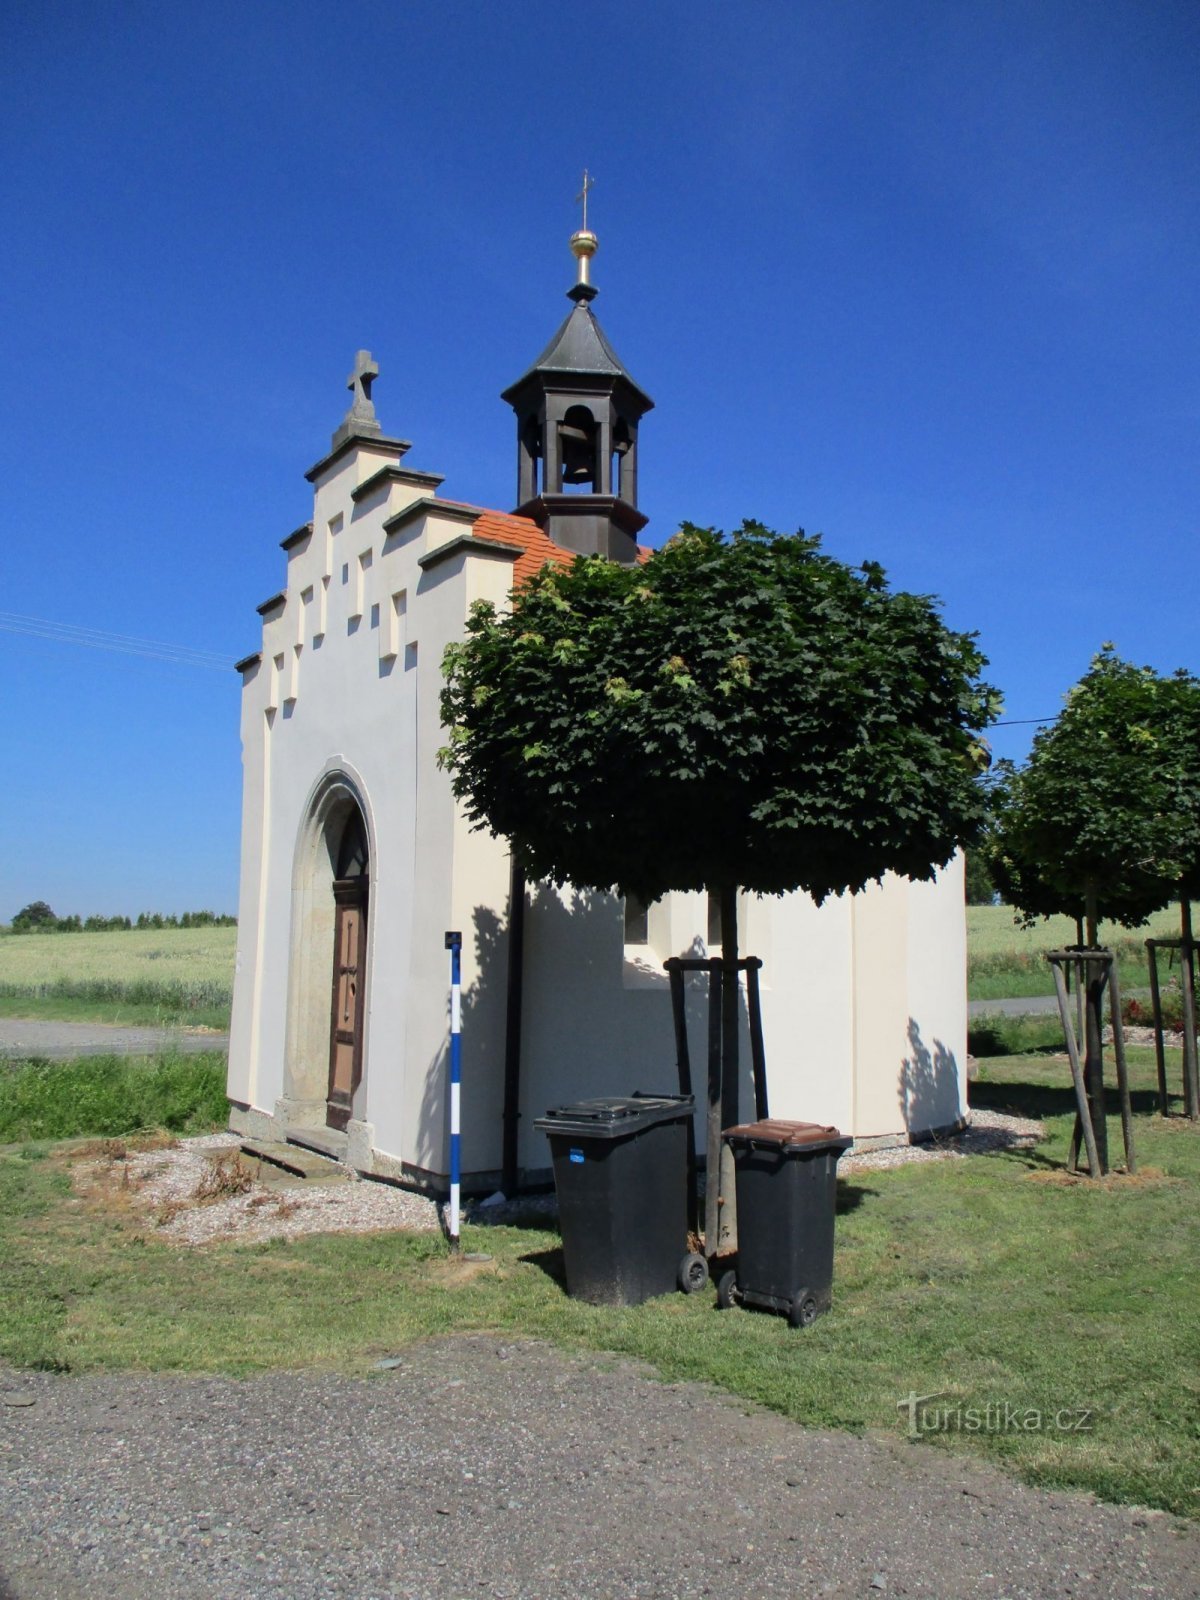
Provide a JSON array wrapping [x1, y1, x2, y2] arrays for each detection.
[[1082, 883, 1108, 1173], [718, 885, 740, 1253]]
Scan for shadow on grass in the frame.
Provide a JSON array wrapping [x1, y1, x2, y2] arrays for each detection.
[[519, 1245, 566, 1288], [971, 1081, 1168, 1121], [836, 1180, 876, 1214]]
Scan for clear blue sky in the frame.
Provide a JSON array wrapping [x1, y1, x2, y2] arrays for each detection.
[[2, 1, 1196, 918]]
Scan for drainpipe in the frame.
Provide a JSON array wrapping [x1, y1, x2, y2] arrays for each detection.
[[501, 857, 526, 1196]]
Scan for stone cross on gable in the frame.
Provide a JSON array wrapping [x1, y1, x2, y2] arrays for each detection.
[[332, 349, 384, 446], [346, 349, 379, 420]]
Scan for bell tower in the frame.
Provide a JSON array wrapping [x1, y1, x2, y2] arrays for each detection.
[[501, 182, 653, 563]]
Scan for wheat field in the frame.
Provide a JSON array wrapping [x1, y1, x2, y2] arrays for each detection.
[[0, 926, 237, 1011], [967, 903, 1194, 961]]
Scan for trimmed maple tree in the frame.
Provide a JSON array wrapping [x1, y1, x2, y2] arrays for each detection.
[[987, 648, 1200, 1159], [987, 649, 1199, 941], [441, 520, 997, 1238], [440, 522, 996, 910]]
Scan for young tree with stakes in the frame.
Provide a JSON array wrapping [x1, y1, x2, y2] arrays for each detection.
[[987, 649, 1200, 1163], [440, 522, 997, 1248]]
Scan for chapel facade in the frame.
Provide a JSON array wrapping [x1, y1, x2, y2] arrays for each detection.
[[226, 226, 968, 1190]]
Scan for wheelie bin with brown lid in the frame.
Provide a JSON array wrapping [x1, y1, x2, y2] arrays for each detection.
[[717, 1119, 851, 1328]]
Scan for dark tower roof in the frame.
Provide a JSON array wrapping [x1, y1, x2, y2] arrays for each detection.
[[502, 208, 653, 565], [501, 298, 653, 414]]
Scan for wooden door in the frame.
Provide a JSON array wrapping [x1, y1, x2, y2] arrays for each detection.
[[326, 881, 367, 1130]]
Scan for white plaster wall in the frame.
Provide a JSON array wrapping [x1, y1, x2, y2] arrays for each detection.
[[903, 853, 968, 1134], [226, 660, 269, 1112], [755, 890, 856, 1133]]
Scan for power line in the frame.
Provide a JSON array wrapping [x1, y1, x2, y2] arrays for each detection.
[[0, 611, 230, 672], [992, 716, 1059, 727]]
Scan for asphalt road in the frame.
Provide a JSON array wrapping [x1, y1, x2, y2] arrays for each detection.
[[0, 1020, 229, 1059], [2, 1337, 1197, 1600], [967, 996, 1059, 1019]]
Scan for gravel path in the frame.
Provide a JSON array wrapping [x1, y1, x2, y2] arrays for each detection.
[[0, 1019, 228, 1059], [1, 1337, 1197, 1600]]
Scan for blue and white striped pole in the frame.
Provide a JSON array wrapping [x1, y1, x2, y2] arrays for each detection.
[[445, 930, 463, 1248]]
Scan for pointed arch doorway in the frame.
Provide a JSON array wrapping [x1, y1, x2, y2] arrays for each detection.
[[326, 808, 369, 1131]]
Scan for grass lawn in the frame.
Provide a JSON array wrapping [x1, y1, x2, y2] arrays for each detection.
[[0, 926, 235, 1029], [1, 1043, 1197, 1519], [0, 1052, 229, 1142], [0, 992, 230, 1030]]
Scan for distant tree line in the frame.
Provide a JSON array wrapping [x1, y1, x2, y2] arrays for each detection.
[[8, 901, 236, 934]]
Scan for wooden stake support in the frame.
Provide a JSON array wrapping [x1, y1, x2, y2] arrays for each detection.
[[1048, 948, 1135, 1177], [1145, 925, 1200, 1121], [665, 953, 769, 1256]]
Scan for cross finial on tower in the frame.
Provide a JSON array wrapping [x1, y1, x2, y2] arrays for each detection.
[[576, 168, 594, 232]]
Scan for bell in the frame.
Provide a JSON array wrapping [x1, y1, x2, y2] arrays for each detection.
[[559, 422, 594, 485]]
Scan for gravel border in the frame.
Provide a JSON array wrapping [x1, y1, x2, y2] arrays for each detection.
[[68, 1107, 1044, 1247]]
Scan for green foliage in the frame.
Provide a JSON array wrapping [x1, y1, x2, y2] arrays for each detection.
[[11, 901, 56, 932], [988, 649, 1200, 932], [6, 908, 236, 935], [1125, 983, 1186, 1032], [0, 1052, 228, 1142], [441, 523, 998, 904], [964, 851, 996, 905]]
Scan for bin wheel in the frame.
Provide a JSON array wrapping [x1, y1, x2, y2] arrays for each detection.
[[678, 1252, 709, 1295], [788, 1291, 819, 1330], [716, 1268, 738, 1310]]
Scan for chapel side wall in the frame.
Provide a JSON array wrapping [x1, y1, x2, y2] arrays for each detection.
[[848, 865, 967, 1141], [903, 854, 968, 1134], [227, 659, 270, 1119], [517, 885, 685, 1176], [849, 874, 912, 1139], [516, 871, 969, 1171], [755, 891, 855, 1133]]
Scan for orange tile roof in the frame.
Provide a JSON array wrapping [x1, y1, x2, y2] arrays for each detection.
[[470, 509, 571, 589], [470, 506, 655, 590]]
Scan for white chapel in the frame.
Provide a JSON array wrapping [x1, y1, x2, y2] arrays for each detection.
[[226, 225, 968, 1192]]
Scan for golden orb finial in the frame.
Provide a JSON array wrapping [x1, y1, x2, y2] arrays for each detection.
[[570, 226, 598, 287], [570, 169, 598, 290]]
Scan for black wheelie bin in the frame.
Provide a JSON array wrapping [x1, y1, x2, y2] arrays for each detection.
[[534, 1094, 707, 1306], [717, 1119, 851, 1328]]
